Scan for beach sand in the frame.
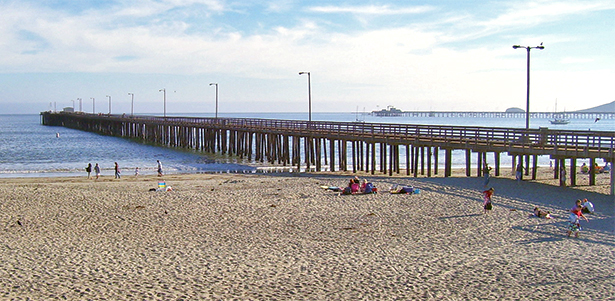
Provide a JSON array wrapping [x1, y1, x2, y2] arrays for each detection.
[[0, 171, 613, 300]]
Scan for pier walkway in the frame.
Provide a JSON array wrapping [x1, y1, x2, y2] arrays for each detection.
[[41, 112, 615, 194]]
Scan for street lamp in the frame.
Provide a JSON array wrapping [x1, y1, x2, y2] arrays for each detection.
[[128, 93, 134, 116], [513, 43, 544, 130], [159, 88, 166, 117], [77, 98, 82, 112], [209, 83, 218, 119], [299, 71, 312, 122], [71, 100, 75, 110], [91, 97, 95, 114], [106, 95, 111, 114]]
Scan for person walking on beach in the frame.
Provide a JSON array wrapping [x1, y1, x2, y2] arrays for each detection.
[[94, 163, 101, 181], [85, 163, 92, 179], [482, 187, 494, 214], [157, 160, 163, 177], [567, 199, 589, 238], [483, 163, 492, 187], [559, 165, 567, 187], [515, 163, 523, 182], [134, 167, 139, 177], [114, 162, 121, 179]]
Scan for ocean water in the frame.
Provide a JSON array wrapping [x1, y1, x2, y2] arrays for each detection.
[[1, 113, 613, 178]]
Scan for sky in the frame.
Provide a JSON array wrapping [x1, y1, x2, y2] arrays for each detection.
[[1, 0, 614, 115]]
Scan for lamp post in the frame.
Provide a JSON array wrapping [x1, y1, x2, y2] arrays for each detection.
[[106, 95, 111, 114], [513, 44, 544, 130], [128, 93, 134, 116], [159, 88, 166, 117], [71, 100, 75, 110], [298, 71, 312, 122], [209, 83, 218, 119], [77, 98, 82, 112], [91, 97, 95, 114]]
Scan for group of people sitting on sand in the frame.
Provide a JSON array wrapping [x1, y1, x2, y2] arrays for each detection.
[[580, 162, 611, 174], [328, 177, 419, 196], [340, 176, 377, 195]]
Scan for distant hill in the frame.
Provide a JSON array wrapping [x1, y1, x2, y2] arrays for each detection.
[[573, 101, 615, 113], [505, 107, 524, 113]]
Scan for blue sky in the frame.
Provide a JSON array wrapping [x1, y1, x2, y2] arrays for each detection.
[[1, 0, 614, 115]]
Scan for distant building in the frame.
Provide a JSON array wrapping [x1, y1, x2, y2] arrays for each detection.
[[62, 107, 74, 112]]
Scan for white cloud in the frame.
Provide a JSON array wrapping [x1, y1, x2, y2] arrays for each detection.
[[1, 0, 614, 113], [307, 4, 434, 15]]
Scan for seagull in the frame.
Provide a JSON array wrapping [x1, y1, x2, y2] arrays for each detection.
[[595, 117, 600, 123]]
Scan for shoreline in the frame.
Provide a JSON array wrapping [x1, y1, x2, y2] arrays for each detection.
[[1, 172, 614, 299], [2, 165, 611, 195]]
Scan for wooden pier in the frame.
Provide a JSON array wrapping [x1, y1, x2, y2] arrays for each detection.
[[41, 112, 615, 194]]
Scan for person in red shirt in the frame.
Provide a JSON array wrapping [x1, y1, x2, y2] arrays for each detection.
[[482, 187, 494, 214], [567, 199, 589, 237]]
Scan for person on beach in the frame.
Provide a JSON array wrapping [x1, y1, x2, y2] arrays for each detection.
[[567, 200, 589, 238], [560, 165, 567, 187], [482, 187, 494, 213], [581, 199, 595, 214], [515, 164, 523, 182], [85, 163, 92, 179], [581, 163, 589, 174], [361, 179, 376, 194], [483, 163, 492, 187], [390, 184, 414, 194], [94, 163, 101, 180], [533, 207, 552, 219], [157, 160, 163, 177], [134, 167, 139, 177], [114, 162, 121, 179], [347, 177, 360, 193]]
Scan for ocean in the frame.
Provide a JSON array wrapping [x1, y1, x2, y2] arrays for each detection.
[[1, 113, 613, 178]]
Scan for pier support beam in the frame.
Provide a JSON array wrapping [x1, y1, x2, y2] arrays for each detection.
[[589, 158, 596, 186], [570, 158, 577, 186], [445, 149, 452, 177], [465, 150, 471, 177]]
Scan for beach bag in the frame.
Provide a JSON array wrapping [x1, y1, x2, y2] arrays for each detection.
[[364, 183, 374, 194], [342, 187, 352, 195]]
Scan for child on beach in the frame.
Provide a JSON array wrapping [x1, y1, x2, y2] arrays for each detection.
[[135, 167, 139, 177], [533, 207, 552, 219], [482, 187, 494, 213], [567, 200, 589, 238], [581, 199, 595, 214]]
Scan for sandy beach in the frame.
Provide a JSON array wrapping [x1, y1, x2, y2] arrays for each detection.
[[0, 171, 613, 300]]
